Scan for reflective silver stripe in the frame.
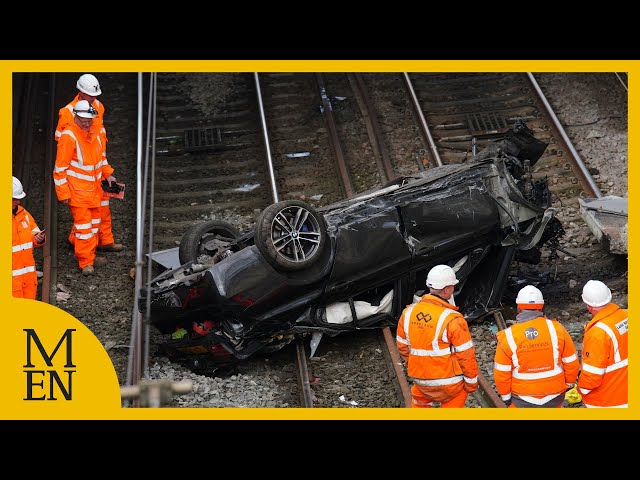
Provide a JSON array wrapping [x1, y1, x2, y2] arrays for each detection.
[[517, 393, 561, 405], [54, 178, 68, 186], [494, 362, 511, 372], [547, 318, 560, 362], [403, 304, 416, 343], [12, 265, 35, 276], [513, 368, 562, 380], [434, 308, 455, 349], [91, 228, 99, 233], [12, 242, 33, 252], [412, 375, 463, 387], [54, 165, 68, 173], [505, 327, 519, 368], [61, 130, 84, 166], [584, 403, 628, 408], [396, 336, 408, 345], [578, 386, 592, 395], [413, 398, 435, 407], [409, 346, 451, 357], [583, 358, 628, 375], [71, 159, 106, 171], [607, 358, 628, 372], [91, 218, 102, 224], [31, 228, 40, 234], [501, 393, 512, 401], [66, 104, 74, 114], [100, 200, 109, 206], [464, 375, 478, 384], [67, 170, 96, 182], [562, 352, 577, 363], [453, 339, 474, 352], [55, 130, 62, 139], [595, 322, 622, 363], [75, 232, 95, 240], [581, 363, 606, 375], [75, 222, 92, 229]]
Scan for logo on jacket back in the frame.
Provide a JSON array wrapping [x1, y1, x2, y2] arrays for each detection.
[[524, 327, 539, 340], [23, 328, 76, 401]]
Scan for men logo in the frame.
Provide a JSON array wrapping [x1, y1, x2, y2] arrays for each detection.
[[524, 327, 539, 340], [416, 311, 432, 323], [23, 329, 76, 401]]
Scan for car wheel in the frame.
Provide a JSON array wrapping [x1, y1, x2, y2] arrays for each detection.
[[255, 200, 327, 271], [179, 220, 241, 265]]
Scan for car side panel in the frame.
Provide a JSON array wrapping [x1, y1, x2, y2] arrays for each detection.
[[401, 181, 501, 257], [325, 209, 411, 298]]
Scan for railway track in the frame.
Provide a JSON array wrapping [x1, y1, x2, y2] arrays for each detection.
[[145, 72, 615, 408]]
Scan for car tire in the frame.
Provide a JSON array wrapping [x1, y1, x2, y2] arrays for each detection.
[[179, 220, 241, 265], [255, 200, 327, 271]]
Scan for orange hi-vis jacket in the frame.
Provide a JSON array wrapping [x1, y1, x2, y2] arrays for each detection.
[[54, 121, 112, 208], [55, 95, 106, 144], [494, 314, 580, 405], [55, 95, 109, 170], [578, 303, 628, 408], [396, 294, 478, 397], [12, 205, 44, 298]]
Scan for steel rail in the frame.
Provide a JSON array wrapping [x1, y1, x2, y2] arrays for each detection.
[[42, 74, 58, 304], [526, 73, 602, 198], [252, 73, 315, 408], [254, 73, 279, 203], [402, 72, 443, 167], [315, 73, 354, 198], [399, 74, 506, 407], [348, 73, 396, 184], [614, 73, 628, 92], [125, 72, 147, 397], [295, 339, 314, 408], [349, 73, 414, 408], [143, 72, 158, 377]]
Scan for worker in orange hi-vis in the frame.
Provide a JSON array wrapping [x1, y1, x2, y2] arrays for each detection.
[[54, 73, 123, 252], [577, 280, 628, 408], [53, 100, 116, 276], [396, 265, 479, 408], [493, 285, 580, 408], [12, 176, 46, 299]]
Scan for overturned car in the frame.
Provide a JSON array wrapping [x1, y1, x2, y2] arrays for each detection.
[[140, 121, 564, 373]]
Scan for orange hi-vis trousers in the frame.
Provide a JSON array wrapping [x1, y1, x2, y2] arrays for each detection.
[[68, 205, 101, 269], [98, 195, 115, 246], [411, 385, 469, 408], [12, 275, 38, 299], [69, 194, 115, 247]]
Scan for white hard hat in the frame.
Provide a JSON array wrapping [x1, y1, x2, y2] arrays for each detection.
[[582, 280, 612, 307], [73, 100, 98, 119], [12, 176, 26, 199], [516, 285, 544, 309], [426, 264, 459, 289], [77, 74, 102, 96]]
